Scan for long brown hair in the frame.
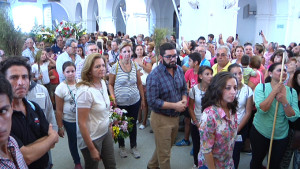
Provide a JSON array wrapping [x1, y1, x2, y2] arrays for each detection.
[[76, 53, 107, 87]]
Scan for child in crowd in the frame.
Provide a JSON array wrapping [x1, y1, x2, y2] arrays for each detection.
[[176, 52, 201, 147], [241, 55, 256, 85]]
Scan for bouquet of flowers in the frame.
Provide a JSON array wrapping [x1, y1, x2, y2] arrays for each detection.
[[54, 20, 86, 40], [109, 97, 134, 143], [29, 25, 55, 43]]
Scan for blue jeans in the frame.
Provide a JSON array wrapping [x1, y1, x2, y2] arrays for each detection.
[[118, 99, 141, 148], [63, 120, 81, 164], [294, 149, 300, 169], [232, 125, 248, 169]]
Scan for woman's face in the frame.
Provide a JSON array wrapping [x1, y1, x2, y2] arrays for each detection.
[[199, 69, 213, 84], [274, 55, 283, 63], [91, 58, 106, 79], [270, 64, 287, 82], [120, 46, 132, 61], [222, 78, 237, 104], [77, 48, 83, 56], [235, 47, 244, 59], [63, 66, 76, 82], [41, 51, 47, 61], [229, 67, 243, 84], [135, 46, 144, 57]]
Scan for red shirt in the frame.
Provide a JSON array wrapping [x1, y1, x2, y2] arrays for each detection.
[[49, 68, 59, 84]]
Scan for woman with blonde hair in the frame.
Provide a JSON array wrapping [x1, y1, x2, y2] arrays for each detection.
[[77, 53, 116, 169], [109, 41, 145, 159]]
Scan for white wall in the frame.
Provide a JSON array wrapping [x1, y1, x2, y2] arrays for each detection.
[[236, 0, 257, 45], [179, 0, 238, 43]]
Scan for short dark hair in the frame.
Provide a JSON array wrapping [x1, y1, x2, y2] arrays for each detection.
[[0, 57, 31, 80], [160, 42, 176, 57], [208, 34, 214, 39], [244, 42, 252, 47], [189, 52, 201, 65], [198, 36, 206, 42], [228, 63, 243, 73], [0, 74, 13, 103], [201, 72, 238, 114], [103, 31, 108, 36], [62, 61, 76, 72], [241, 55, 250, 66]]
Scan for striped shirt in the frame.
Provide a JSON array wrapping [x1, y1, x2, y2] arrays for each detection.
[[146, 63, 187, 116], [110, 61, 141, 106], [0, 136, 28, 169]]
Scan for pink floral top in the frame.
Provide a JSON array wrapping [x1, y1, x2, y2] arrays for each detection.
[[198, 106, 237, 169]]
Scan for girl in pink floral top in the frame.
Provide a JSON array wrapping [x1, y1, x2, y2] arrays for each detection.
[[198, 72, 238, 169]]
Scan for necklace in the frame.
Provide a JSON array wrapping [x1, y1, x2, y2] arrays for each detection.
[[92, 82, 108, 108]]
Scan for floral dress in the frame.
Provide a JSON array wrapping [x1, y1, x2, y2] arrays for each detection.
[[198, 106, 238, 169]]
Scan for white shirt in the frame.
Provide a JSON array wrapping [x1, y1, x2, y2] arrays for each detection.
[[55, 82, 77, 122], [56, 51, 82, 82], [22, 47, 39, 65], [76, 80, 110, 149], [31, 61, 50, 84], [236, 84, 253, 124], [189, 84, 205, 122]]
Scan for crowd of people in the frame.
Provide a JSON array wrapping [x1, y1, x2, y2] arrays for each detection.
[[0, 30, 300, 169]]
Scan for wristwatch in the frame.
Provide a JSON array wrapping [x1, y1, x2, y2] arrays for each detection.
[[283, 103, 289, 108], [58, 126, 64, 130]]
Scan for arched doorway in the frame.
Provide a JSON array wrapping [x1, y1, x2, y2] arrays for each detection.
[[75, 2, 82, 23], [114, 0, 126, 34], [87, 0, 99, 32]]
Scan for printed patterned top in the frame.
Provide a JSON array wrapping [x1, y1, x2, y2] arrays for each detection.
[[198, 106, 237, 169], [0, 136, 28, 169]]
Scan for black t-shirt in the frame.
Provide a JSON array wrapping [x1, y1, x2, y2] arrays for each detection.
[[10, 98, 49, 169]]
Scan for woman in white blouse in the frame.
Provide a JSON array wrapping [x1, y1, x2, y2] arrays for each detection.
[[76, 53, 116, 169]]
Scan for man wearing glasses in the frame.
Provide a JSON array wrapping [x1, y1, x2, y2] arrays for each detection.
[[147, 42, 187, 169], [212, 45, 232, 76], [56, 38, 82, 82]]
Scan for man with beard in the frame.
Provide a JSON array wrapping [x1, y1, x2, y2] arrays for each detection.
[[146, 42, 187, 169]]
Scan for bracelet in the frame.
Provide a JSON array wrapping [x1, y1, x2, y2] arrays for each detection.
[[283, 103, 289, 108], [58, 126, 64, 130], [193, 119, 199, 125]]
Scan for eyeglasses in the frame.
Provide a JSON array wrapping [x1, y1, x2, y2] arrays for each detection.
[[71, 46, 78, 49], [216, 53, 227, 57], [164, 54, 178, 59]]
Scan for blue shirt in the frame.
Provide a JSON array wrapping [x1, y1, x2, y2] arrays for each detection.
[[146, 63, 187, 116], [51, 44, 63, 54]]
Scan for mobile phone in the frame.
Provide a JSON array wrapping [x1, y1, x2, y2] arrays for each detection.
[[259, 30, 262, 36]]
